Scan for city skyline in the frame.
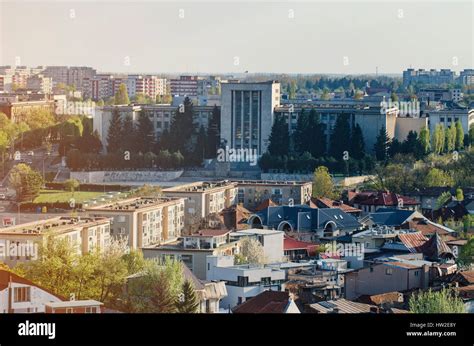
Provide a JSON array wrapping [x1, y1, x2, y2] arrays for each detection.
[[1, 1, 472, 74]]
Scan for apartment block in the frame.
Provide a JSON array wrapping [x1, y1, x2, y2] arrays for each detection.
[[170, 75, 198, 96], [0, 217, 111, 266], [234, 180, 312, 209], [163, 181, 238, 225], [86, 197, 185, 249], [26, 74, 53, 93]]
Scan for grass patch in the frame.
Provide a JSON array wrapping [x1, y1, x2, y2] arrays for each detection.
[[34, 190, 104, 204]]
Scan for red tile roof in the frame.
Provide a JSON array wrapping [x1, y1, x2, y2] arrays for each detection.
[[353, 191, 419, 206], [402, 218, 449, 237], [309, 197, 361, 214], [0, 269, 65, 300], [232, 291, 294, 313], [284, 236, 318, 256], [255, 198, 277, 212], [219, 204, 252, 230]]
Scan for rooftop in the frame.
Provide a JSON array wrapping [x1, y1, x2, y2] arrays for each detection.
[[45, 300, 103, 308], [86, 196, 182, 211], [163, 181, 236, 193], [0, 217, 109, 236], [233, 180, 311, 186], [232, 291, 296, 314]]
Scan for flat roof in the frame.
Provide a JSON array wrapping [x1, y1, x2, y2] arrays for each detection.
[[230, 229, 283, 236], [163, 181, 236, 193], [233, 180, 311, 186], [86, 196, 182, 211], [0, 217, 109, 236], [46, 300, 103, 308]]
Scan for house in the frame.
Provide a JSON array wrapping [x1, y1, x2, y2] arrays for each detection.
[[142, 229, 240, 280], [0, 269, 103, 313], [359, 208, 426, 228], [345, 256, 455, 300], [356, 291, 405, 309], [400, 218, 457, 241], [248, 205, 361, 241], [232, 290, 300, 313], [181, 264, 227, 313], [45, 300, 104, 314], [308, 197, 362, 216], [418, 233, 455, 262], [404, 187, 474, 214], [309, 298, 408, 314], [349, 191, 420, 214], [206, 255, 286, 309], [229, 229, 285, 263], [218, 204, 252, 230], [283, 236, 319, 260]]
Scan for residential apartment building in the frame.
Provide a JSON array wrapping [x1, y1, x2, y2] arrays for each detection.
[[126, 75, 167, 98], [206, 255, 286, 309], [86, 197, 185, 249], [170, 75, 199, 96], [42, 66, 96, 89], [220, 81, 281, 155], [163, 181, 238, 226], [0, 217, 111, 266], [459, 69, 474, 86], [403, 68, 455, 86], [234, 180, 312, 208], [26, 74, 53, 94], [142, 229, 240, 280], [82, 74, 115, 100]]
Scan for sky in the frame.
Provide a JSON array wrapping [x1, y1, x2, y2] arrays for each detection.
[[0, 0, 473, 75]]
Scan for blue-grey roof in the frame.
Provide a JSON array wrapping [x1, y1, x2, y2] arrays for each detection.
[[367, 209, 417, 227], [251, 205, 361, 232]]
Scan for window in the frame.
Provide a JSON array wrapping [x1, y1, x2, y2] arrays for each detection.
[[237, 276, 249, 287], [85, 307, 94, 313], [66, 308, 73, 314], [14, 287, 31, 302], [385, 268, 393, 275], [414, 271, 419, 277], [181, 254, 193, 270]]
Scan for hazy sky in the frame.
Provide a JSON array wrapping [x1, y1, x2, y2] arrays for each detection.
[[0, 0, 472, 74]]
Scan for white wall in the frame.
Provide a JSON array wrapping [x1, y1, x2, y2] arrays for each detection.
[[0, 284, 62, 313]]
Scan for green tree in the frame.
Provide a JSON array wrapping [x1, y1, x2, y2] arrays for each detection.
[[330, 114, 351, 160], [432, 124, 445, 154], [64, 178, 80, 196], [120, 115, 136, 153], [423, 168, 454, 188], [9, 163, 43, 202], [444, 124, 456, 153], [456, 188, 464, 201], [205, 105, 220, 158], [402, 131, 423, 159], [409, 289, 465, 313], [419, 126, 431, 155], [469, 125, 474, 147], [458, 237, 474, 267], [267, 115, 290, 156], [165, 97, 195, 157], [455, 120, 464, 150], [435, 191, 452, 210], [289, 80, 297, 99], [312, 166, 335, 199], [374, 126, 390, 161], [293, 108, 310, 153], [176, 280, 200, 313], [193, 126, 207, 164], [135, 112, 155, 154], [106, 109, 123, 153], [351, 124, 365, 160], [307, 109, 326, 158], [114, 83, 130, 105]]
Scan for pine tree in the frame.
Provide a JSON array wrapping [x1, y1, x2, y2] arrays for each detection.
[[168, 97, 195, 156], [106, 109, 123, 153], [114, 83, 130, 105], [329, 114, 351, 160], [267, 115, 290, 156], [206, 105, 220, 158], [151, 273, 178, 313], [374, 126, 390, 161], [176, 280, 200, 313], [455, 120, 464, 150], [351, 124, 365, 160], [293, 108, 310, 153], [135, 112, 155, 154], [307, 109, 326, 158], [403, 131, 423, 159], [121, 115, 136, 153], [193, 126, 207, 164]]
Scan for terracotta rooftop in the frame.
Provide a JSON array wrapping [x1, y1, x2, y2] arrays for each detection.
[[352, 191, 419, 206], [401, 218, 450, 237], [309, 197, 361, 214], [397, 232, 428, 253], [232, 291, 294, 313], [255, 198, 278, 212]]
